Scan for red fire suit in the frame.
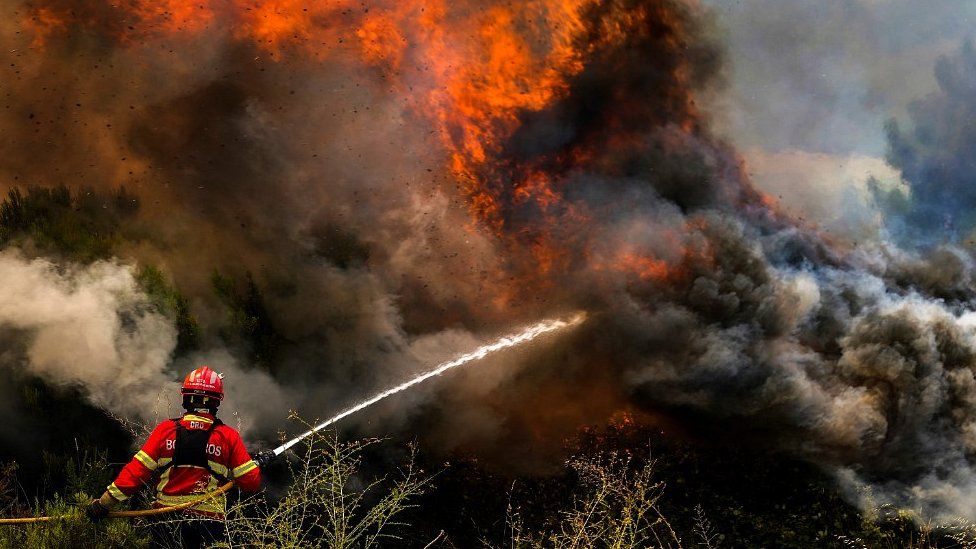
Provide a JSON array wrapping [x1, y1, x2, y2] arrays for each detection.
[[105, 412, 261, 516]]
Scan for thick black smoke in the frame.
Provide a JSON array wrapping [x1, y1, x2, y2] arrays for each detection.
[[455, 3, 976, 519]]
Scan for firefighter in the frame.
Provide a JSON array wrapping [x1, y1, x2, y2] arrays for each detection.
[[86, 366, 274, 548]]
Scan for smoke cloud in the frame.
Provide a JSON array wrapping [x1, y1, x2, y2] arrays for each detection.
[[0, 250, 291, 434], [884, 41, 976, 244], [0, 251, 175, 417], [701, 0, 976, 157], [2, 0, 976, 523]]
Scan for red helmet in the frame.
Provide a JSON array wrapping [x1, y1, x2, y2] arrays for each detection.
[[181, 366, 224, 401]]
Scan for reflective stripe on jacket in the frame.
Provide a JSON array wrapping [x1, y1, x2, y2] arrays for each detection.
[[106, 412, 261, 516]]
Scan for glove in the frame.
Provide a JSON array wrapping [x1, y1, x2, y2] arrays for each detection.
[[254, 450, 277, 469], [86, 499, 110, 521]]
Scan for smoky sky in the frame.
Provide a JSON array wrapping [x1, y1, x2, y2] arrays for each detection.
[[703, 0, 976, 156], [883, 40, 976, 245]]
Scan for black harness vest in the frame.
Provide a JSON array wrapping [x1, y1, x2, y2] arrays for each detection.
[[158, 417, 226, 481]]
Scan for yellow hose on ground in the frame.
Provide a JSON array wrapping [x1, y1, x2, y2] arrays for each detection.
[[0, 482, 235, 525]]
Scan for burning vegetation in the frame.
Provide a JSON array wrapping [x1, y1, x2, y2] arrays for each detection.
[[2, 0, 976, 546]]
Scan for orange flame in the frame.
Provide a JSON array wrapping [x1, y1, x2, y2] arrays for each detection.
[[23, 0, 724, 299], [23, 7, 68, 48]]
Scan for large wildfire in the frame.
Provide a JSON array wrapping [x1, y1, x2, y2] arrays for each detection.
[[4, 0, 976, 520]]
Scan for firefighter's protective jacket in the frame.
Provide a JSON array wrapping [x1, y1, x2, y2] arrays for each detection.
[[105, 412, 261, 516]]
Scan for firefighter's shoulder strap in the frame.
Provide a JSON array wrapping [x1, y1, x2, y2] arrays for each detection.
[[158, 416, 225, 479]]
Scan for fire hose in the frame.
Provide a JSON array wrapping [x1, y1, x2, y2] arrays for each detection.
[[0, 313, 585, 526], [0, 481, 235, 525]]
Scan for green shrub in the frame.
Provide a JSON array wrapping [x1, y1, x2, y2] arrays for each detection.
[[211, 270, 279, 368], [0, 452, 148, 549], [137, 265, 200, 353], [0, 185, 139, 262], [0, 493, 149, 549]]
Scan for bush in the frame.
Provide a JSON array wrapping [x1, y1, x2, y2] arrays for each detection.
[[0, 452, 149, 549], [223, 429, 429, 548], [0, 493, 149, 549], [506, 452, 680, 549], [137, 265, 201, 353], [0, 185, 138, 262], [211, 270, 279, 368]]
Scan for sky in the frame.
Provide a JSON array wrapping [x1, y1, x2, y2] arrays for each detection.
[[704, 0, 976, 156], [702, 0, 975, 241]]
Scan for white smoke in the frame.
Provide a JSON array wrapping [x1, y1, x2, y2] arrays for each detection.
[[0, 250, 291, 435], [0, 251, 175, 416]]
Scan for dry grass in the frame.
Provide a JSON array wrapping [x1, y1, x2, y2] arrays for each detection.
[[504, 452, 681, 549]]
